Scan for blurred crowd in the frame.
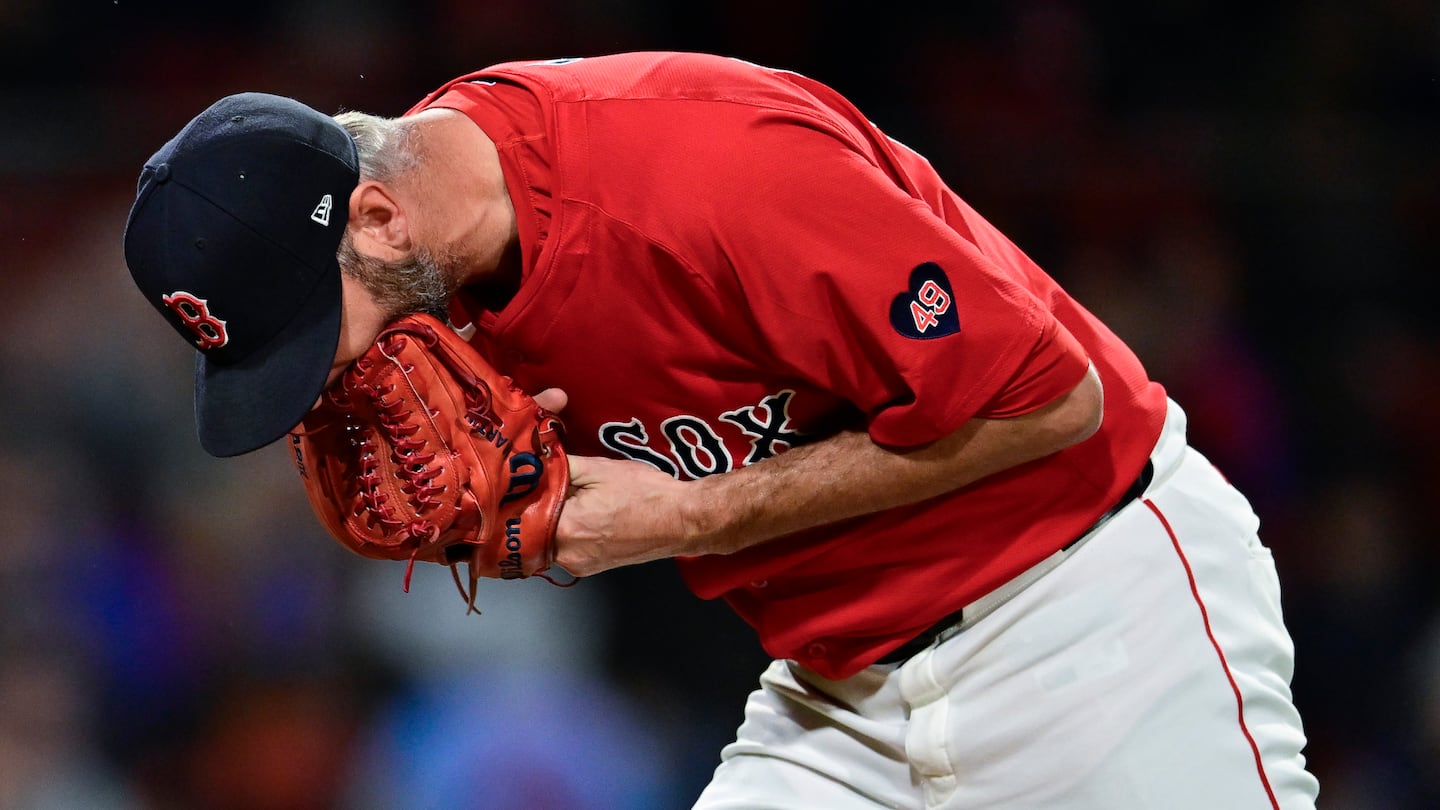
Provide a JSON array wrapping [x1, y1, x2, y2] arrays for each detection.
[[1, 1, 1436, 808]]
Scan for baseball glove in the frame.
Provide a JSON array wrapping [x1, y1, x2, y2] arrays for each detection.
[[288, 313, 570, 611]]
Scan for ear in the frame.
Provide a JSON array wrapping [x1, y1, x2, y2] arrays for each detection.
[[346, 180, 411, 261]]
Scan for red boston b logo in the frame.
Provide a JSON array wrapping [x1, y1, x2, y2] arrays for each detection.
[[161, 291, 230, 349]]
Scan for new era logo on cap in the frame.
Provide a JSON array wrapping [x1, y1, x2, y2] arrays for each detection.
[[311, 193, 333, 226]]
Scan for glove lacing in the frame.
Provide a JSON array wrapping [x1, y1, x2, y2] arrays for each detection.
[[310, 320, 577, 614]]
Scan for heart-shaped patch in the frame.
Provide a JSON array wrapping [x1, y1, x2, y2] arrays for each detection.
[[890, 262, 960, 339]]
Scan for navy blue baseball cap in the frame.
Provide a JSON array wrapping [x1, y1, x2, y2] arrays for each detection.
[[123, 92, 359, 458]]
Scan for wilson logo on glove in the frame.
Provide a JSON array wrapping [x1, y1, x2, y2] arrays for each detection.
[[288, 313, 571, 611]]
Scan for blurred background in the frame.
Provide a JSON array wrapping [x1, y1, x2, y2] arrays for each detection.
[[1, 1, 1436, 808]]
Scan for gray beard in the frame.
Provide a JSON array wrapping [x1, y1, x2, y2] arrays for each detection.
[[338, 237, 460, 323]]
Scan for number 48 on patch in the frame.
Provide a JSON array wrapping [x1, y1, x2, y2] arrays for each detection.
[[890, 262, 961, 339]]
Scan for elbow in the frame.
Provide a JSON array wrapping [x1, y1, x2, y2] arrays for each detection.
[[1057, 363, 1104, 449]]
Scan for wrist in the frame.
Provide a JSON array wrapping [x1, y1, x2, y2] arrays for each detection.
[[674, 474, 736, 557]]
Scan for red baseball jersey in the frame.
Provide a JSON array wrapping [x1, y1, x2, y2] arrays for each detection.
[[409, 52, 1167, 679]]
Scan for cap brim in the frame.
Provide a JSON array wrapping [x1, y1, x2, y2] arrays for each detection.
[[194, 264, 342, 457]]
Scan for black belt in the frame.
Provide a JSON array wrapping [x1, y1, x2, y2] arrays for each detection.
[[875, 460, 1155, 666]]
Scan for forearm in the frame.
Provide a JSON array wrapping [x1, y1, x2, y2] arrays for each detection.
[[683, 364, 1105, 556], [555, 365, 1102, 575]]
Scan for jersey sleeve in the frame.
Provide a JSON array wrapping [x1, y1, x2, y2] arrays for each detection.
[[702, 117, 1091, 447]]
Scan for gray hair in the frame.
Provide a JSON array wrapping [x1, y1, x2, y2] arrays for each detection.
[[331, 110, 427, 291], [333, 110, 420, 183]]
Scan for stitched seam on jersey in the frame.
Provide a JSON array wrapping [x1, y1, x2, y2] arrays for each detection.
[[495, 132, 547, 149], [1144, 498, 1282, 810], [574, 201, 723, 297], [553, 94, 847, 132], [498, 202, 590, 345]]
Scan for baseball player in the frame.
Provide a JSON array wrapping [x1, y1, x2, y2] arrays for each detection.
[[123, 52, 1319, 808]]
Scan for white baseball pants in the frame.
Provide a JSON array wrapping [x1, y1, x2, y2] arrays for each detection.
[[693, 401, 1319, 809]]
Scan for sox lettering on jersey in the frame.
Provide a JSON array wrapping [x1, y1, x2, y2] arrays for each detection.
[[662, 415, 736, 479], [600, 389, 803, 479], [161, 291, 230, 349], [720, 390, 801, 466], [598, 419, 680, 476]]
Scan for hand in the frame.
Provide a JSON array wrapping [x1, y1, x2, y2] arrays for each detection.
[[553, 455, 698, 577], [530, 387, 700, 576], [532, 387, 568, 414]]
